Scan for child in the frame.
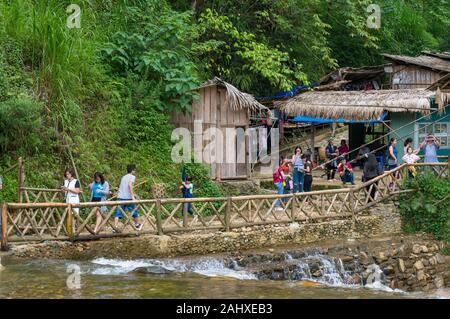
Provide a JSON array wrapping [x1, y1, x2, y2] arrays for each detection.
[[402, 146, 421, 178], [180, 176, 194, 215]]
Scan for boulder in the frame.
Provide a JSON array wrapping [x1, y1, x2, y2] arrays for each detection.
[[412, 244, 422, 254], [429, 257, 437, 266], [383, 265, 395, 276], [398, 259, 406, 273], [435, 253, 445, 264], [434, 276, 445, 289], [341, 256, 353, 263], [132, 266, 174, 275], [375, 252, 388, 263], [416, 270, 426, 282], [414, 260, 424, 270]]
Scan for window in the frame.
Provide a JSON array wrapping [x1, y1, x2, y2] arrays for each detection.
[[418, 122, 450, 147]]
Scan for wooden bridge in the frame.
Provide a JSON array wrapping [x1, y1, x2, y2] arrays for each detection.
[[1, 162, 448, 250]]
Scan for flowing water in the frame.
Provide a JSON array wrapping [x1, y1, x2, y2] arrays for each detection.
[[0, 255, 446, 299]]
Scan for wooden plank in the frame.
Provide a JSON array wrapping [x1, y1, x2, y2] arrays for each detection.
[[1, 204, 8, 251], [210, 87, 217, 125], [220, 88, 227, 126], [204, 87, 211, 124]]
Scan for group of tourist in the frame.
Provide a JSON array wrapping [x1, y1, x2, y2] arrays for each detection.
[[59, 164, 196, 233], [386, 134, 441, 178], [273, 133, 442, 207], [61, 165, 143, 234], [273, 146, 314, 211]]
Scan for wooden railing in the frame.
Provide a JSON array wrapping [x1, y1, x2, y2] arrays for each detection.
[[1, 163, 448, 249], [19, 180, 150, 204]]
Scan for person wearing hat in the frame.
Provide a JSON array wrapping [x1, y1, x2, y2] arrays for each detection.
[[325, 138, 339, 181]]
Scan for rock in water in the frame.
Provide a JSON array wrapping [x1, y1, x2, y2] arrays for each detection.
[[132, 266, 173, 275]]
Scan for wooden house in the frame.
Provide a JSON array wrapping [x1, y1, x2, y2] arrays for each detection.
[[171, 77, 268, 180], [382, 52, 450, 158], [383, 52, 450, 89]]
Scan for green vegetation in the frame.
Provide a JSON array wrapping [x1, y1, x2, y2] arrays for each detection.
[[399, 173, 450, 242], [0, 0, 449, 202]]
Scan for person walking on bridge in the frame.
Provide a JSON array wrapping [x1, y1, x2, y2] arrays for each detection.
[[114, 164, 143, 231], [61, 169, 81, 215], [363, 154, 382, 202], [90, 172, 110, 234]]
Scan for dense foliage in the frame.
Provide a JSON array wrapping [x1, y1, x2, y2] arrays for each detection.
[[399, 173, 450, 242], [0, 0, 449, 201]]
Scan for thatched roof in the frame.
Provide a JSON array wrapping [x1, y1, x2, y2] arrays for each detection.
[[383, 53, 450, 73], [276, 89, 438, 120], [195, 77, 267, 111]]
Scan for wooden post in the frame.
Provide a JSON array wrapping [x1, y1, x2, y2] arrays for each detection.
[[66, 205, 73, 238], [1, 204, 8, 251], [448, 156, 450, 174], [310, 125, 315, 163], [350, 190, 356, 230], [17, 157, 25, 203], [225, 197, 231, 232], [183, 201, 188, 228], [290, 193, 296, 221], [156, 199, 163, 235]]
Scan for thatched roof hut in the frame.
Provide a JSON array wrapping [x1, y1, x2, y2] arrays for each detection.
[[276, 89, 439, 120], [172, 77, 268, 180], [195, 77, 267, 112]]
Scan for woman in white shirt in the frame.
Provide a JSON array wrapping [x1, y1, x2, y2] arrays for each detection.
[[61, 169, 81, 214]]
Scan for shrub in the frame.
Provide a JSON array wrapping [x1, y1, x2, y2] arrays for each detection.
[[398, 172, 450, 242], [0, 97, 44, 154]]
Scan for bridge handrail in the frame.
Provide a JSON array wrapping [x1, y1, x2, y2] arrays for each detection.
[[5, 163, 449, 209], [1, 162, 448, 249]]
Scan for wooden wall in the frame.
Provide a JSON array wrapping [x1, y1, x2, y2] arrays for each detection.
[[171, 85, 250, 180], [391, 65, 445, 89]]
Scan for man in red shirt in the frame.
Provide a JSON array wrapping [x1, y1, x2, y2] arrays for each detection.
[[337, 157, 355, 185]]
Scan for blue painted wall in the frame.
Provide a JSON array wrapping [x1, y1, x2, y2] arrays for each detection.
[[390, 106, 450, 161]]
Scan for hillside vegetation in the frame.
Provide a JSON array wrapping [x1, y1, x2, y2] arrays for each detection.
[[0, 0, 449, 201]]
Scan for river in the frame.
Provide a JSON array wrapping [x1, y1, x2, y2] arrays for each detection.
[[0, 255, 447, 299]]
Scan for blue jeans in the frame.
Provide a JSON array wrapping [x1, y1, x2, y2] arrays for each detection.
[[293, 169, 304, 193], [340, 171, 355, 184], [115, 199, 139, 219], [274, 182, 284, 207], [183, 192, 194, 215]]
